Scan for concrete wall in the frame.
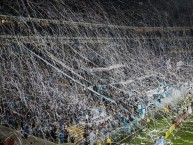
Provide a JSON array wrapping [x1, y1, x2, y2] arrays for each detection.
[[0, 126, 75, 145]]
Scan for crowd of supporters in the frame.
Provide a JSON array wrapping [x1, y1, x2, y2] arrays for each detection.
[[0, 1, 193, 145], [1, 45, 193, 145], [1, 77, 193, 145]]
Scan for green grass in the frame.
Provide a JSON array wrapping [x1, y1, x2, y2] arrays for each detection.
[[122, 114, 193, 145], [122, 115, 172, 144], [167, 115, 193, 145]]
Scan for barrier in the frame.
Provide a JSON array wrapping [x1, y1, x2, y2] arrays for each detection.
[[165, 124, 175, 139]]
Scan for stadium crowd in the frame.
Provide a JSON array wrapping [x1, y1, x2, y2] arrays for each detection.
[[1, 76, 193, 145], [1, 1, 193, 145], [1, 42, 193, 145]]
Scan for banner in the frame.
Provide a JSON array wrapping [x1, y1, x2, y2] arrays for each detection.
[[165, 110, 190, 138], [165, 124, 175, 139]]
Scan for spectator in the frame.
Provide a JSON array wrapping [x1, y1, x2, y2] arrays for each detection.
[[24, 125, 30, 139], [89, 129, 95, 145], [64, 129, 69, 143], [59, 133, 64, 143], [106, 137, 111, 145], [51, 128, 57, 143], [70, 136, 75, 143]]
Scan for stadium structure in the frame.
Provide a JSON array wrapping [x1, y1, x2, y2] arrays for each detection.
[[0, 0, 193, 145]]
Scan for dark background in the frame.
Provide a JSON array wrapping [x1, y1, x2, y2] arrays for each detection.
[[0, 0, 193, 26]]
